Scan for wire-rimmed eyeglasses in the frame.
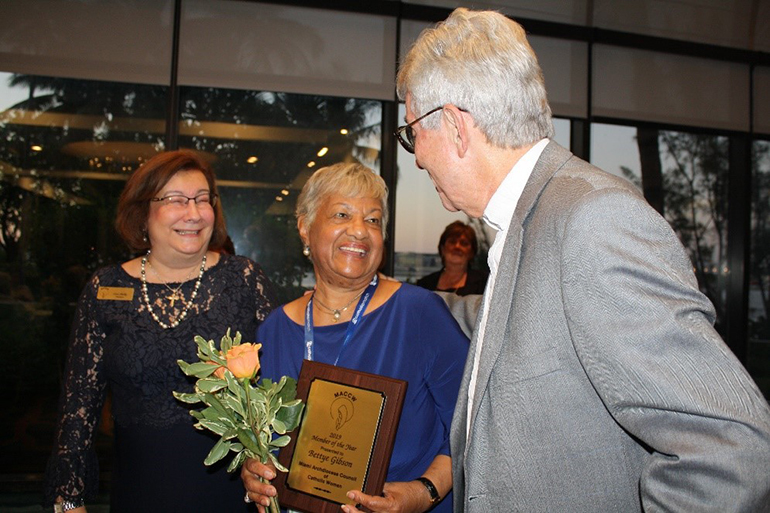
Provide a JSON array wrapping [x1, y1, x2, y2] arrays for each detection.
[[395, 106, 443, 154], [151, 193, 218, 209]]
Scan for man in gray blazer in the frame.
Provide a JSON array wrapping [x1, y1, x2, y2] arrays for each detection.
[[396, 8, 770, 512]]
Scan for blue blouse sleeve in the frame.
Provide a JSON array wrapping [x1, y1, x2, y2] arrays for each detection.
[[416, 291, 469, 455]]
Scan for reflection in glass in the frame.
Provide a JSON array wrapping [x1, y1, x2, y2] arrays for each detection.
[[590, 123, 642, 189], [0, 73, 383, 486], [0, 71, 167, 490], [659, 131, 729, 334], [591, 123, 729, 336], [749, 139, 770, 397], [177, 86, 382, 302]]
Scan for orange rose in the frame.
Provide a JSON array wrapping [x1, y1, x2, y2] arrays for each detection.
[[224, 343, 262, 379], [207, 361, 226, 379]]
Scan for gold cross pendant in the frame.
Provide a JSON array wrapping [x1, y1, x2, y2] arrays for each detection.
[[167, 292, 183, 308]]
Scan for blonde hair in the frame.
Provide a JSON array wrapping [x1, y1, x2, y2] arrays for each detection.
[[295, 162, 389, 238]]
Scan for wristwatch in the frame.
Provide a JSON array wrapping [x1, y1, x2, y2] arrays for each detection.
[[416, 476, 440, 507], [54, 499, 84, 512]]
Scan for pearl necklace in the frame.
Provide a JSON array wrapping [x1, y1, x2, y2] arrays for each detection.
[[312, 287, 366, 322], [140, 250, 207, 329]]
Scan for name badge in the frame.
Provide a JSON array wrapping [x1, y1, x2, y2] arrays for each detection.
[[97, 287, 134, 301]]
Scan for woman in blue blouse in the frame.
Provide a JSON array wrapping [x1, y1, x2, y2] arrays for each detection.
[[241, 162, 469, 513]]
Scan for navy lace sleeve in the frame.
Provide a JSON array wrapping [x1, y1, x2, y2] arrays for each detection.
[[43, 270, 108, 505]]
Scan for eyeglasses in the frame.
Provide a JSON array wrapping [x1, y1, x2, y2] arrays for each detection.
[[151, 193, 218, 208], [395, 106, 443, 154]]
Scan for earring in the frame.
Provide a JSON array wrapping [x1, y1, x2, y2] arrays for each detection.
[[303, 246, 310, 257], [143, 233, 148, 243]]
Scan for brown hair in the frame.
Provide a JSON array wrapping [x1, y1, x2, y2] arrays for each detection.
[[438, 221, 478, 263], [115, 150, 228, 252]]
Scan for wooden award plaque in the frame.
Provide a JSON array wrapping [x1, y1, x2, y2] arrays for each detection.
[[274, 360, 407, 513]]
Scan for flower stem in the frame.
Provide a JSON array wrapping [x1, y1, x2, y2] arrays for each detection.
[[242, 377, 255, 431], [259, 476, 281, 513], [269, 495, 280, 513]]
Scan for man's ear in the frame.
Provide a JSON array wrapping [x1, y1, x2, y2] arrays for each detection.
[[442, 104, 469, 157]]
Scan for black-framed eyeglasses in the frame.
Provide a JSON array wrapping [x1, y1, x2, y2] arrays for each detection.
[[395, 106, 443, 154], [151, 193, 218, 208]]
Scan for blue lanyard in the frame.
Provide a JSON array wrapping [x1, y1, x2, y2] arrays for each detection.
[[304, 274, 379, 365]]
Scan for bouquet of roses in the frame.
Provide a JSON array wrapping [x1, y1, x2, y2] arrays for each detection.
[[173, 329, 304, 513]]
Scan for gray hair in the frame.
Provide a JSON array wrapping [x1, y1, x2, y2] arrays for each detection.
[[396, 8, 554, 149], [295, 162, 389, 238]]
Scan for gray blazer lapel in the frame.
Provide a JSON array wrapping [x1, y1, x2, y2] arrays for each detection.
[[467, 141, 573, 430]]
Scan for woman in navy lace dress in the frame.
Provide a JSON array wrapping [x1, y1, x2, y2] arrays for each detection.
[[44, 150, 275, 512]]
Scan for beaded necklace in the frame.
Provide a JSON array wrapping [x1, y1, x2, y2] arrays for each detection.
[[140, 250, 207, 329], [147, 260, 195, 308]]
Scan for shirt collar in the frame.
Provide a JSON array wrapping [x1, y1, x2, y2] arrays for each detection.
[[482, 138, 549, 233]]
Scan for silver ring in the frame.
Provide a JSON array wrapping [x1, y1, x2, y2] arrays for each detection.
[[244, 492, 253, 504]]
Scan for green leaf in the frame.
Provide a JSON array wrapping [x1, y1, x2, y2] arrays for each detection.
[[220, 328, 233, 354], [197, 378, 227, 393], [204, 437, 231, 466], [200, 406, 236, 428], [177, 360, 191, 374], [186, 362, 219, 378], [200, 393, 231, 419], [198, 405, 235, 432], [271, 418, 287, 435], [276, 377, 298, 404], [275, 401, 304, 432], [172, 391, 202, 404], [222, 393, 246, 419], [194, 335, 214, 359], [236, 428, 263, 456], [268, 451, 288, 473], [233, 330, 243, 346], [226, 371, 243, 400], [198, 419, 228, 436], [227, 449, 247, 473], [270, 435, 291, 448]]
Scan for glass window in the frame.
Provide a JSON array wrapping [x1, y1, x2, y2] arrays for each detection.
[[0, 70, 167, 487], [393, 107, 570, 283], [177, 86, 382, 303], [0, 73, 383, 487], [590, 123, 642, 190], [749, 139, 770, 397], [659, 130, 730, 333], [591, 123, 730, 335]]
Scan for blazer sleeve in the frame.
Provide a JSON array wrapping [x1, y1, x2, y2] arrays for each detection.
[[560, 188, 770, 511]]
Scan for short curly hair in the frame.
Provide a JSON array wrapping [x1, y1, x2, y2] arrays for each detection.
[[295, 162, 389, 239]]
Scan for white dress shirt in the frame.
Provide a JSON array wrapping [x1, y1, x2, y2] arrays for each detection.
[[466, 138, 549, 437]]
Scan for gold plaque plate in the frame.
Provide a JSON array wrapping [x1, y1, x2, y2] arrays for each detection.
[[275, 360, 407, 513]]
